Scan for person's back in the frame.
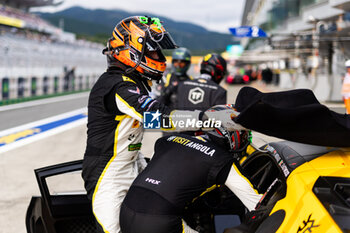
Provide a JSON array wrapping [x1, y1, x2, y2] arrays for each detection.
[[120, 134, 235, 233], [161, 53, 227, 137], [165, 53, 228, 112], [175, 73, 226, 111], [120, 114, 263, 233], [127, 134, 231, 208]]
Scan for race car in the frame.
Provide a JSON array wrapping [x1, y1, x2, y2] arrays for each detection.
[[225, 141, 350, 233], [25, 140, 350, 233]]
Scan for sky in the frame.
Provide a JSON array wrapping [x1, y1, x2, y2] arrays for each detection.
[[33, 0, 246, 34]]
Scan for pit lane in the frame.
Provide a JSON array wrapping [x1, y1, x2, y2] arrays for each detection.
[[0, 83, 345, 233]]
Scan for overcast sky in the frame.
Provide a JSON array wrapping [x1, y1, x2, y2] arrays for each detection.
[[33, 0, 245, 34]]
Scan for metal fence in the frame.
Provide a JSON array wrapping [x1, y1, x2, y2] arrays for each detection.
[[0, 33, 106, 101]]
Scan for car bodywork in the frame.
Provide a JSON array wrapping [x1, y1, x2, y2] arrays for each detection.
[[266, 146, 350, 232], [231, 141, 350, 233]]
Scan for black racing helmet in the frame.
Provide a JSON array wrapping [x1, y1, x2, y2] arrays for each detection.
[[205, 105, 250, 152], [171, 47, 192, 76], [200, 53, 227, 84]]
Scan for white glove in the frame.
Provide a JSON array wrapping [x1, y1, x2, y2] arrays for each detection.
[[201, 106, 246, 131], [136, 152, 148, 173]]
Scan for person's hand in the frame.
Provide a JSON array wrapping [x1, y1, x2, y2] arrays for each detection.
[[201, 105, 246, 131]]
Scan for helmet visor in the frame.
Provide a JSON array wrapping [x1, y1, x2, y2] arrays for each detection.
[[158, 32, 178, 49], [147, 31, 178, 51]]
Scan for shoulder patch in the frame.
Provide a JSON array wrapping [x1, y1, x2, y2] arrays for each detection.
[[122, 76, 136, 84]]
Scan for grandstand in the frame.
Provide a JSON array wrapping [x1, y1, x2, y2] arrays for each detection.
[[0, 0, 62, 9], [0, 0, 105, 102]]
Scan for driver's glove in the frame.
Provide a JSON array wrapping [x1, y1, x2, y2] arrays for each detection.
[[200, 104, 246, 131], [136, 152, 148, 173]]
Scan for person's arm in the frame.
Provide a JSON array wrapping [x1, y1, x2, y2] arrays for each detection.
[[224, 164, 262, 211], [157, 73, 173, 104], [157, 83, 178, 107], [114, 81, 164, 122], [114, 80, 201, 131]]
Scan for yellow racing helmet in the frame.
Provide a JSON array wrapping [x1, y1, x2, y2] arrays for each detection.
[[103, 16, 178, 81]]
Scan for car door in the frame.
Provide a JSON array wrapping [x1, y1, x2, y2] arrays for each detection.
[[26, 160, 96, 233]]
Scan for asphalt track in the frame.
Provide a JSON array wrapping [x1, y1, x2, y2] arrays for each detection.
[[0, 82, 346, 233], [0, 92, 89, 131]]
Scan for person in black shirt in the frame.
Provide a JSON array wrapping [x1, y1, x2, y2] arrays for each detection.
[[157, 47, 194, 109], [161, 53, 227, 112], [175, 53, 227, 111], [120, 106, 262, 233], [160, 53, 228, 137]]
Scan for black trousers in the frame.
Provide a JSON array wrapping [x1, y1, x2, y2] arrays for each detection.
[[120, 203, 184, 233]]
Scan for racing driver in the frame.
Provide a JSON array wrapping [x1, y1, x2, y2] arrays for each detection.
[[81, 16, 237, 233]]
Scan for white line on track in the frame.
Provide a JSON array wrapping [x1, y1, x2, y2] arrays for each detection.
[[0, 108, 87, 137], [0, 108, 87, 154]]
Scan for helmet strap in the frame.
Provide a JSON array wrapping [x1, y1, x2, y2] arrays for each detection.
[[103, 38, 128, 56], [125, 31, 148, 74]]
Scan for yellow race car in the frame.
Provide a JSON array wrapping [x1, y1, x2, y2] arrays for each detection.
[[225, 141, 350, 233]]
